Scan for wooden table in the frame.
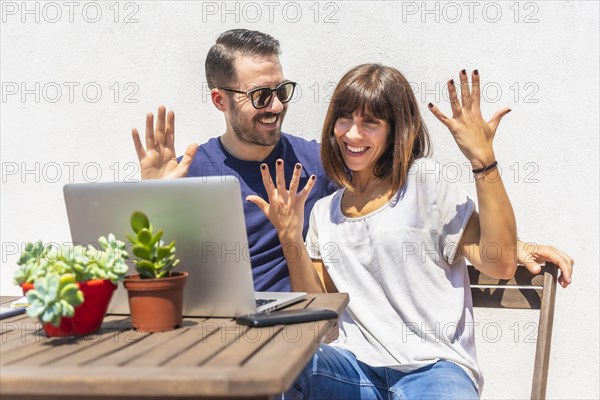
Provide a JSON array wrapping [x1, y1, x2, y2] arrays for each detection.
[[0, 293, 348, 399]]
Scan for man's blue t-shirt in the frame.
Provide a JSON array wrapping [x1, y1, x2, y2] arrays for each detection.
[[185, 133, 335, 292]]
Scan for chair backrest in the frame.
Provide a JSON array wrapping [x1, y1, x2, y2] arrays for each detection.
[[468, 263, 559, 400]]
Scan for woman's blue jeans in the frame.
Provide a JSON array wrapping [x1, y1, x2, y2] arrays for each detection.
[[284, 344, 479, 400]]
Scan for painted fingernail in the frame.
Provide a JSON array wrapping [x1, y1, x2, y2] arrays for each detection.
[[311, 175, 316, 180], [295, 163, 301, 169], [428, 103, 433, 109], [461, 69, 466, 75], [449, 79, 454, 85], [261, 164, 266, 170], [276, 159, 282, 166], [507, 109, 512, 114], [474, 69, 479, 76]]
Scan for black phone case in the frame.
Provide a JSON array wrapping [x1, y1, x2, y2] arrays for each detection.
[[236, 308, 338, 327]]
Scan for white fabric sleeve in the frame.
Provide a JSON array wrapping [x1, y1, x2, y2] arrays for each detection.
[[305, 206, 322, 260], [436, 170, 475, 265]]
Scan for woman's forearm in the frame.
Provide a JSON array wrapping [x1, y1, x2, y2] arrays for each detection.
[[473, 162, 517, 277], [278, 233, 326, 293]]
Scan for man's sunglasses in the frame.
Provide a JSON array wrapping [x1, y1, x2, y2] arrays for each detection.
[[218, 81, 297, 110]]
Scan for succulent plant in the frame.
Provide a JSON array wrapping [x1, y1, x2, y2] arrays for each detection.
[[26, 274, 84, 327], [14, 235, 129, 286], [15, 235, 129, 327], [84, 235, 130, 283], [126, 211, 180, 279]]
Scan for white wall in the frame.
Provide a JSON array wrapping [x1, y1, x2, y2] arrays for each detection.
[[1, 1, 598, 398]]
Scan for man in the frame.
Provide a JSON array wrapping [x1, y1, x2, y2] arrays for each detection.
[[131, 29, 573, 290], [132, 29, 335, 292]]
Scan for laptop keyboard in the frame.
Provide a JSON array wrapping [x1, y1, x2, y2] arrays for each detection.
[[255, 298, 277, 308]]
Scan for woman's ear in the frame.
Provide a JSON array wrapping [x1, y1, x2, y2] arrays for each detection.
[[211, 89, 226, 111]]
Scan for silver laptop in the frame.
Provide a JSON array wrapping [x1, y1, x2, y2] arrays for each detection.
[[63, 177, 306, 317]]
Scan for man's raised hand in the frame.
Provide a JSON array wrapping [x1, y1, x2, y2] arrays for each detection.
[[131, 105, 197, 179], [517, 241, 574, 288]]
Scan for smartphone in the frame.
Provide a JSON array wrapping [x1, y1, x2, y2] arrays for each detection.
[[236, 308, 338, 327], [0, 307, 26, 320]]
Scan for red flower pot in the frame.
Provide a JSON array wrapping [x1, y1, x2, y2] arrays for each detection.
[[21, 282, 34, 296], [22, 279, 117, 337]]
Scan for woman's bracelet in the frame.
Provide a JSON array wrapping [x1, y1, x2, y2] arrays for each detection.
[[472, 160, 498, 175]]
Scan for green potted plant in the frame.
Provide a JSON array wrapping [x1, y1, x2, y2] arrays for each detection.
[[14, 235, 129, 337], [124, 211, 188, 332]]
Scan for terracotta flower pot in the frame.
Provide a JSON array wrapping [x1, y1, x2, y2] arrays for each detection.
[[123, 271, 188, 333], [22, 279, 117, 337]]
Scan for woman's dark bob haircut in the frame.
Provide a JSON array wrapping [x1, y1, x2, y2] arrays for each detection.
[[321, 64, 432, 194]]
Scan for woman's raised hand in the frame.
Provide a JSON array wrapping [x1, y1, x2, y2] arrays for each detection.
[[428, 70, 511, 168], [131, 105, 198, 179], [246, 160, 316, 240]]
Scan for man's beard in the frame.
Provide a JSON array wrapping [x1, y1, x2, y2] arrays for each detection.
[[228, 98, 285, 147]]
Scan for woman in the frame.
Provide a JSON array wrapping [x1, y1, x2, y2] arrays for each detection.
[[248, 64, 525, 398]]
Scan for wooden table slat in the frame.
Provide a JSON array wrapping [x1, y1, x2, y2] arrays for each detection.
[[48, 330, 151, 367], [1, 319, 44, 344], [162, 319, 248, 367], [1, 296, 19, 305], [125, 319, 222, 367], [1, 332, 47, 354], [1, 366, 238, 397], [126, 319, 226, 367], [85, 327, 188, 367], [208, 325, 285, 367], [1, 316, 128, 365]]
